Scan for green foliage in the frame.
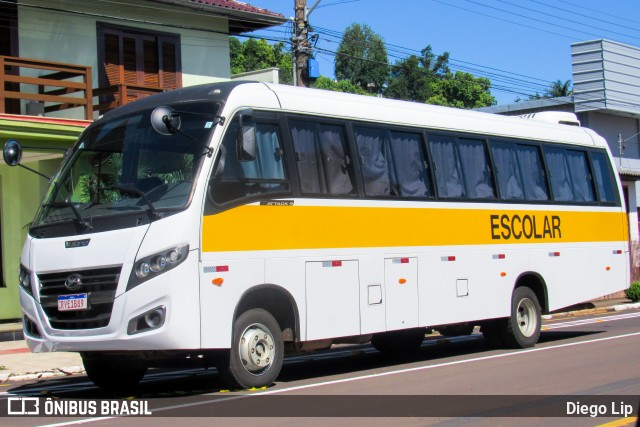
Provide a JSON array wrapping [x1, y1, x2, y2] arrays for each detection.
[[312, 76, 371, 95], [427, 71, 496, 109], [229, 37, 293, 85], [626, 281, 640, 302], [384, 46, 449, 103], [383, 46, 494, 109], [524, 79, 572, 102], [335, 23, 388, 94]]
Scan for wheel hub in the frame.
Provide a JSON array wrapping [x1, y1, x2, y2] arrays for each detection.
[[238, 323, 275, 374], [516, 297, 537, 337]]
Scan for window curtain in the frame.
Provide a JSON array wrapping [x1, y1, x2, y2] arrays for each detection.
[[517, 145, 549, 201], [388, 131, 430, 197], [429, 134, 464, 198], [457, 139, 494, 199], [491, 142, 524, 200], [291, 122, 323, 193], [318, 125, 353, 195], [544, 148, 574, 201], [565, 150, 594, 202], [591, 152, 615, 202], [355, 127, 391, 196]]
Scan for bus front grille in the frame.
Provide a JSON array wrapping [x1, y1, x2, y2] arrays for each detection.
[[38, 266, 121, 330]]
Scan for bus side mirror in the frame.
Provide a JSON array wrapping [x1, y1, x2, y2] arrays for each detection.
[[3, 139, 23, 166], [236, 109, 256, 162], [151, 106, 181, 136]]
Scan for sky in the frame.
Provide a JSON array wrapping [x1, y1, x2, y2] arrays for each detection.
[[245, 0, 640, 105]]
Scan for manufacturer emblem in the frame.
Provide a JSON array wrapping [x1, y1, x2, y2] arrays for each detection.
[[65, 239, 90, 248], [65, 274, 83, 291]]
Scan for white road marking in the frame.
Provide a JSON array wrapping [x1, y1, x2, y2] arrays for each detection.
[[542, 311, 640, 330]]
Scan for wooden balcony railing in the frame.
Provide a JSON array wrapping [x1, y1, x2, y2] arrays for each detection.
[[0, 55, 93, 120], [94, 84, 164, 115]]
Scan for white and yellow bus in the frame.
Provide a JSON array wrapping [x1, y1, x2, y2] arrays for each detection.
[[5, 82, 629, 391]]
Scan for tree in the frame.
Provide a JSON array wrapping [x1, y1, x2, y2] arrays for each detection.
[[428, 72, 496, 109], [523, 79, 573, 101], [229, 37, 293, 85], [335, 24, 388, 94], [384, 46, 495, 109], [312, 76, 371, 95], [547, 79, 572, 97], [384, 46, 449, 103]]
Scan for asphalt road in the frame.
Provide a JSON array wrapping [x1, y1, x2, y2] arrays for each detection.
[[1, 309, 639, 427]]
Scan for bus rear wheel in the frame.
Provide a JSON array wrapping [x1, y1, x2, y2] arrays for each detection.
[[501, 286, 542, 348], [218, 308, 284, 389], [81, 353, 147, 393]]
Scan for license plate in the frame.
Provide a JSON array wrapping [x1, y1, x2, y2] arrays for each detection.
[[58, 294, 88, 311]]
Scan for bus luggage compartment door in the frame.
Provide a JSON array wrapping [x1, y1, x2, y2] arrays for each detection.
[[384, 257, 419, 330], [305, 260, 359, 341]]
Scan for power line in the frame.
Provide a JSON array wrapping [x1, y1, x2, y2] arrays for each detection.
[[497, 0, 640, 43], [527, 0, 640, 36], [432, 0, 580, 41], [461, 0, 607, 40], [555, 0, 640, 27]]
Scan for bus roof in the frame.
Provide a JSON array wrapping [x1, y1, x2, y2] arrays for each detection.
[[255, 82, 600, 148]]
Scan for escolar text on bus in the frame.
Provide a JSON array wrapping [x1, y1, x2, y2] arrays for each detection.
[[490, 214, 561, 240]]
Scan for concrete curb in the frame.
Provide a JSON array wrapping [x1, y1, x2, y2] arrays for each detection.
[[0, 366, 85, 383], [543, 301, 640, 320]]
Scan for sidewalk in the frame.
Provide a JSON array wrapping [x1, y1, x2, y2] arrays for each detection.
[[1, 299, 638, 383]]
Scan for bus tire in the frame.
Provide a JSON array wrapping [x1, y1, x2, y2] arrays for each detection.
[[81, 353, 147, 393], [219, 308, 283, 389], [371, 328, 425, 354], [500, 286, 542, 348]]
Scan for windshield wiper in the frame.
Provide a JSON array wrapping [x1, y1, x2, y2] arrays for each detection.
[[99, 184, 159, 219], [43, 202, 91, 230]]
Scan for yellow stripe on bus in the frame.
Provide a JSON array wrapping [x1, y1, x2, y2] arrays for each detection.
[[202, 204, 628, 252]]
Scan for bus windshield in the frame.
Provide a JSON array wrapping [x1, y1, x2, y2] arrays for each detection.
[[33, 106, 216, 227]]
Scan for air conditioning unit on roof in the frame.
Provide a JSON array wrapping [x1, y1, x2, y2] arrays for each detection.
[[519, 111, 580, 127]]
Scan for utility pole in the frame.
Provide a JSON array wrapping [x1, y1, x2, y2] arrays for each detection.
[[293, 0, 320, 87], [294, 0, 310, 87]]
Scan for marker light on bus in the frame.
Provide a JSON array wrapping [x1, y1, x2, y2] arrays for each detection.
[[128, 244, 189, 290], [18, 264, 33, 296]]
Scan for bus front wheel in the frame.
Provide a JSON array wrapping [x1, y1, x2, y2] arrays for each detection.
[[219, 308, 284, 389], [501, 286, 542, 348]]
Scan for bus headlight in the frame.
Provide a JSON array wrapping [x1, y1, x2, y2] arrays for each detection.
[[18, 264, 33, 296], [128, 244, 189, 290]]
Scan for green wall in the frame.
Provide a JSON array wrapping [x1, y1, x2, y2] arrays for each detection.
[[0, 117, 87, 320]]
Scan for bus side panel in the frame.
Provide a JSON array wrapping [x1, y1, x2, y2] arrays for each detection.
[[199, 255, 265, 349], [537, 243, 628, 312], [418, 247, 524, 327]]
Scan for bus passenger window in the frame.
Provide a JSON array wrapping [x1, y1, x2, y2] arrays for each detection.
[[544, 147, 574, 202], [428, 134, 465, 198], [565, 150, 595, 202], [458, 138, 495, 199], [491, 141, 525, 200], [355, 127, 392, 196], [591, 151, 616, 203], [290, 121, 354, 196], [209, 121, 289, 205], [515, 145, 549, 201], [388, 131, 431, 198]]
